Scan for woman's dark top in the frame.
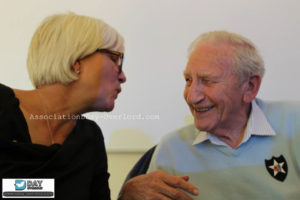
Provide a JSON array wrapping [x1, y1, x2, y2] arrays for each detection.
[[0, 83, 110, 200]]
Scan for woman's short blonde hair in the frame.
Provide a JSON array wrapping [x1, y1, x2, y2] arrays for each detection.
[[27, 12, 124, 88]]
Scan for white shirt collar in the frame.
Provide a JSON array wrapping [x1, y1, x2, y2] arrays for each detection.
[[192, 100, 276, 147]]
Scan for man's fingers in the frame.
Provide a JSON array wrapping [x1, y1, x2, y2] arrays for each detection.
[[124, 170, 199, 200], [179, 176, 189, 181], [144, 192, 172, 200], [158, 183, 194, 200], [162, 173, 199, 196]]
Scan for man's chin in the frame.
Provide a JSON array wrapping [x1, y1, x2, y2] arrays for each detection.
[[194, 120, 211, 132]]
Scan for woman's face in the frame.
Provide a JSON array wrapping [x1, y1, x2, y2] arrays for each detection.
[[78, 50, 126, 112]]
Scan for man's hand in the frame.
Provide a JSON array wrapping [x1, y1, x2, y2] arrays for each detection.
[[119, 170, 199, 200]]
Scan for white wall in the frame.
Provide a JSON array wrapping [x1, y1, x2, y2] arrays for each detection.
[[107, 152, 144, 200], [1, 0, 300, 152]]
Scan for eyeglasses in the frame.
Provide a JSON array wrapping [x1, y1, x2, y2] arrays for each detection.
[[96, 49, 124, 74]]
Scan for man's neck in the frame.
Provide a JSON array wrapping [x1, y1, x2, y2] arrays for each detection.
[[217, 125, 247, 149], [213, 103, 252, 149]]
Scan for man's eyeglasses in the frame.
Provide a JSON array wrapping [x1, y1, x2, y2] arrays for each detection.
[[96, 49, 124, 74]]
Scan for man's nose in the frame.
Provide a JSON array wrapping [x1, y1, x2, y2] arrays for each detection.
[[186, 82, 204, 105]]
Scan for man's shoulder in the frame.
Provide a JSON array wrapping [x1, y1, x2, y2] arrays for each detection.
[[256, 98, 300, 135], [149, 124, 198, 172], [256, 98, 300, 116], [159, 124, 197, 146]]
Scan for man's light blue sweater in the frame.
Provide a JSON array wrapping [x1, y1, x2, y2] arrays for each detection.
[[148, 99, 300, 199]]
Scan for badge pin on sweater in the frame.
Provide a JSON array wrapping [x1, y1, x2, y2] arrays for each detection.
[[265, 155, 288, 182]]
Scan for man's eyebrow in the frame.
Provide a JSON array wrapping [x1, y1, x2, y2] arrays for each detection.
[[183, 71, 214, 79], [198, 73, 212, 79]]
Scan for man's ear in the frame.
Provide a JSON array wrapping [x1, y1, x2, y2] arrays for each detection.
[[242, 73, 261, 103]]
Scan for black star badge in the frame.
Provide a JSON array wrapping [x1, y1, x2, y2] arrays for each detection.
[[265, 155, 288, 182]]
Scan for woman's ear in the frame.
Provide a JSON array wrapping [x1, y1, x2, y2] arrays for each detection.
[[72, 61, 81, 74], [242, 73, 262, 103]]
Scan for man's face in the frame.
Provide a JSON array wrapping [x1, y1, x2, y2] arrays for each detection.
[[184, 42, 247, 136]]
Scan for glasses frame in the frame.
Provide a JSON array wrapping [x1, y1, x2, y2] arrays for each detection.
[[96, 49, 124, 74]]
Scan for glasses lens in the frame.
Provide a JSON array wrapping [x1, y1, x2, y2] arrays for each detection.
[[97, 49, 123, 74]]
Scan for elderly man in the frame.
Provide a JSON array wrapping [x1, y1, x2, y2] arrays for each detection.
[[145, 31, 300, 199]]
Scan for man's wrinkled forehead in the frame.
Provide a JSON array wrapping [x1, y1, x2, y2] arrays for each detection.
[[185, 42, 234, 72]]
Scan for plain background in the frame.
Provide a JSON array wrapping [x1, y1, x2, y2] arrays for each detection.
[[1, 0, 300, 150]]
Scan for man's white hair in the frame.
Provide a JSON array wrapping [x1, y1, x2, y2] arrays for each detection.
[[188, 30, 265, 83]]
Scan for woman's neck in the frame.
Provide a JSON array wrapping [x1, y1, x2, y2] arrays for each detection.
[[13, 83, 91, 145]]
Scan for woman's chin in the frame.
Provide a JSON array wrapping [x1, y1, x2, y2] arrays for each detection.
[[101, 101, 115, 112], [91, 100, 115, 112]]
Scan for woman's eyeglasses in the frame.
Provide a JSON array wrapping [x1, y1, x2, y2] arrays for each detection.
[[96, 49, 124, 74]]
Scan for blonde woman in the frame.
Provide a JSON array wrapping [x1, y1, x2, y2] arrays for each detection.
[[0, 12, 198, 200]]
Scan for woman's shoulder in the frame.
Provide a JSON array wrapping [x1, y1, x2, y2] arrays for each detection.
[[0, 83, 15, 104], [0, 83, 28, 141], [0, 83, 18, 115], [76, 117, 104, 139], [0, 83, 12, 91]]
